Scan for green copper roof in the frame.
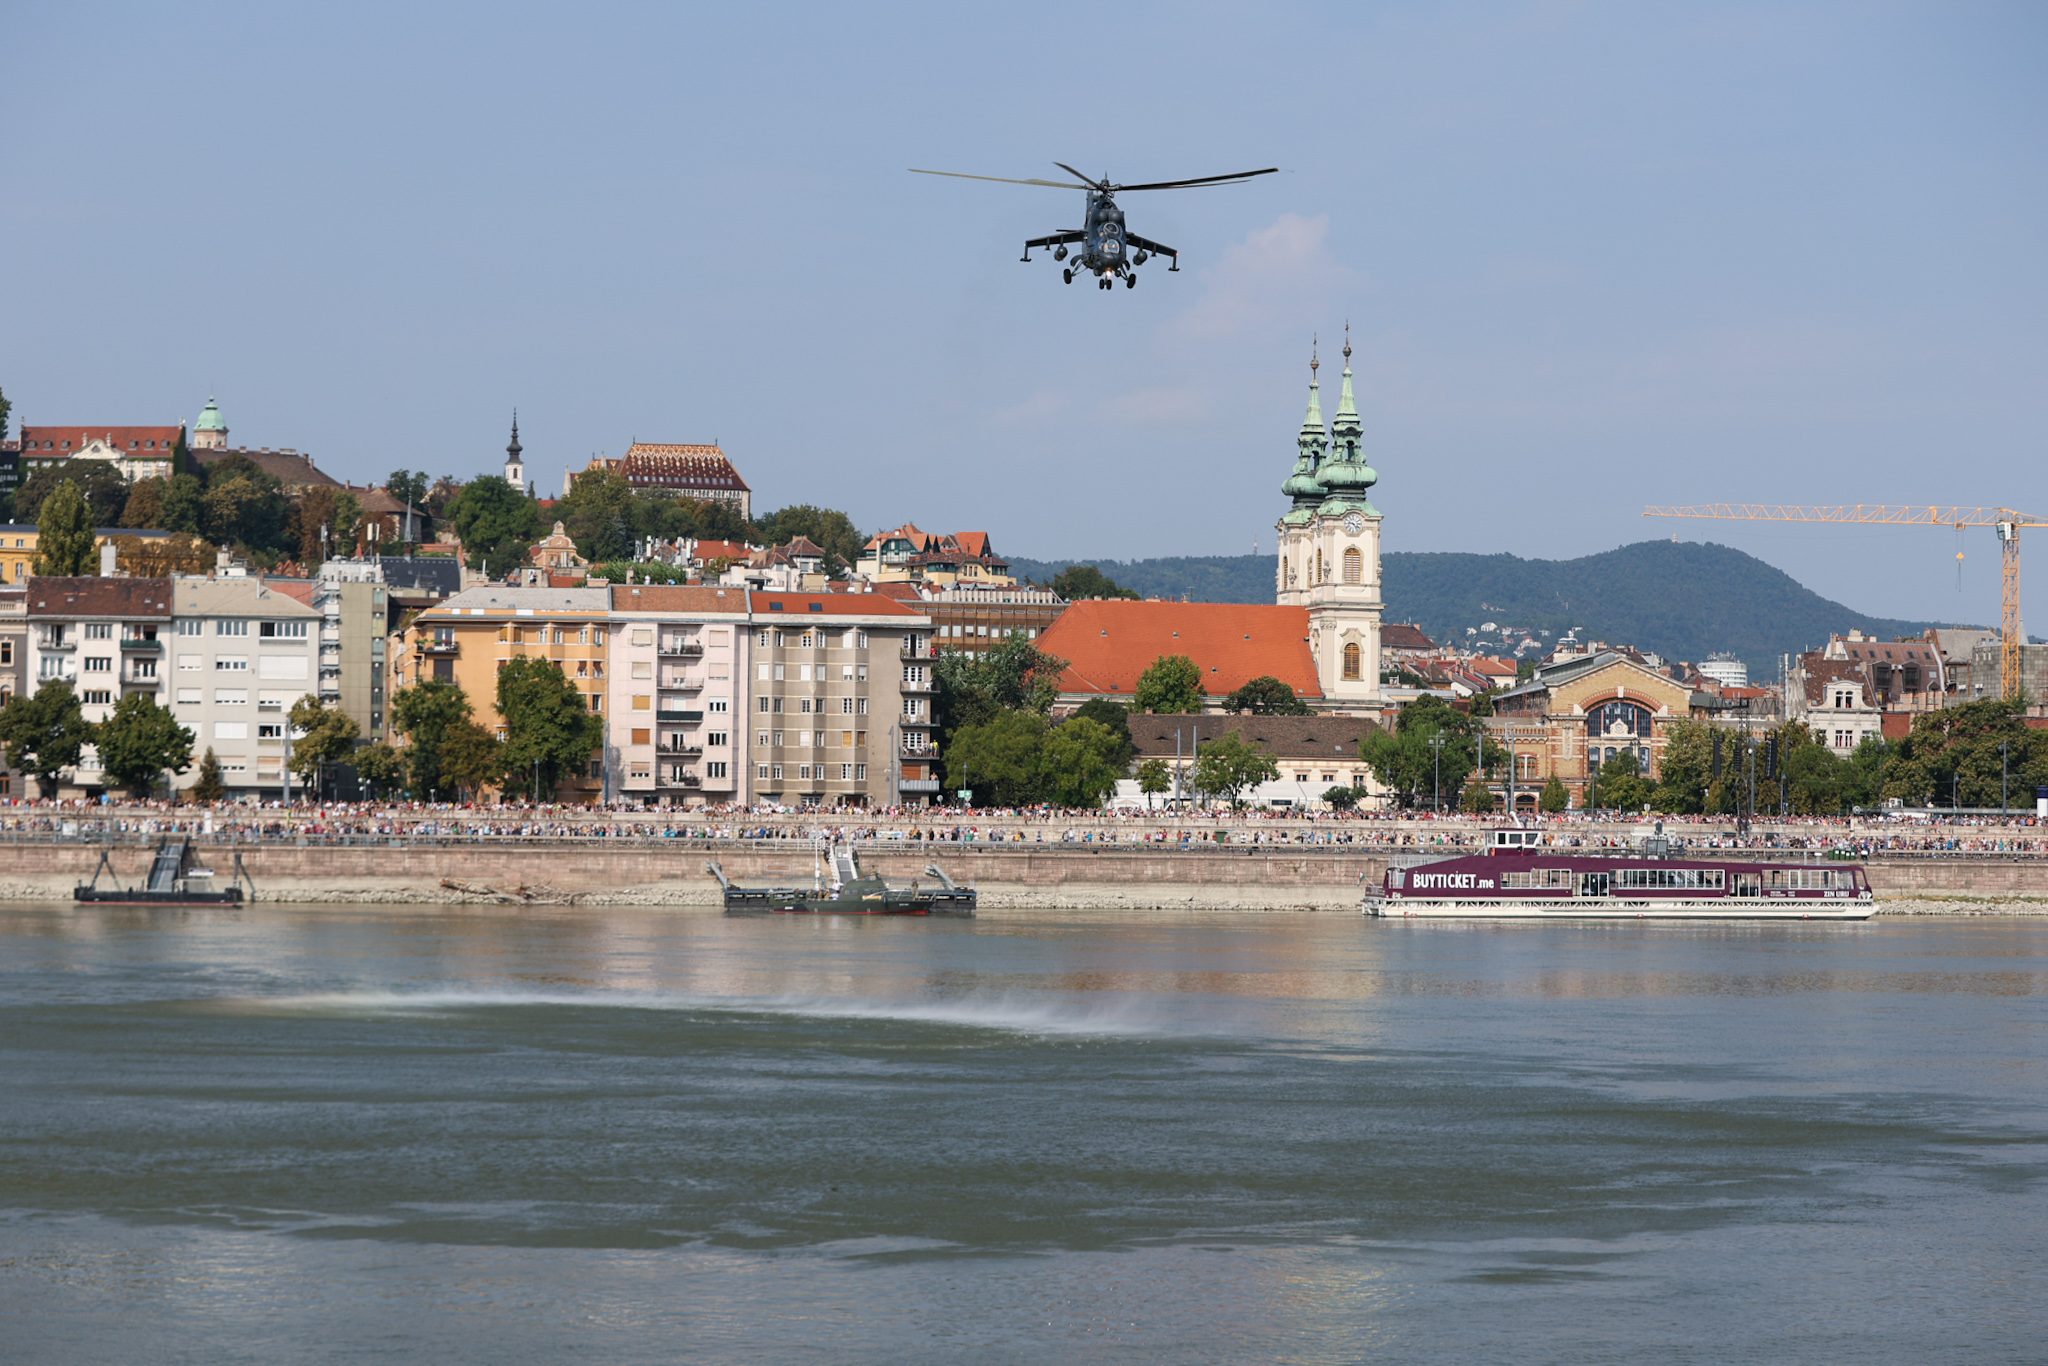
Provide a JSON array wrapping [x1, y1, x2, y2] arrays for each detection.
[[1283, 345, 1330, 506], [1314, 329, 1378, 513], [195, 396, 225, 431]]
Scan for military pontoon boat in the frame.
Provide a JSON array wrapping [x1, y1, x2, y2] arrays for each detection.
[[708, 843, 975, 916]]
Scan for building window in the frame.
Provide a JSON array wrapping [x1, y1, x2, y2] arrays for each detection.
[[216, 656, 248, 672], [83, 656, 112, 673], [707, 731, 727, 746], [1342, 641, 1361, 680], [83, 689, 113, 705], [757, 764, 770, 780], [757, 696, 770, 712], [259, 621, 308, 639], [176, 688, 200, 704], [856, 764, 867, 780], [771, 764, 784, 781], [1342, 546, 1362, 584], [218, 620, 248, 637], [84, 623, 112, 640], [841, 697, 855, 714], [707, 762, 727, 778]]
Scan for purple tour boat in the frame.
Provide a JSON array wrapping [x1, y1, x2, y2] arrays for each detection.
[[1365, 826, 1876, 920]]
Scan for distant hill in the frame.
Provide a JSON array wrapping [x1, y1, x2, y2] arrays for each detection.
[[1008, 541, 1964, 676]]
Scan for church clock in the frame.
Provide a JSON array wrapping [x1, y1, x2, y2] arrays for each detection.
[[1342, 512, 1364, 536]]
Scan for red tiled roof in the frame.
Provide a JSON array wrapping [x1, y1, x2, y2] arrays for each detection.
[[1037, 600, 1323, 700], [1380, 622, 1435, 651], [752, 592, 926, 619], [870, 581, 925, 602], [692, 539, 751, 560], [26, 577, 174, 617], [19, 425, 182, 454], [262, 577, 318, 606], [610, 585, 747, 612], [608, 444, 751, 493]]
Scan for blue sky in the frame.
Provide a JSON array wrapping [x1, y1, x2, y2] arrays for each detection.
[[4, 1, 2043, 628]]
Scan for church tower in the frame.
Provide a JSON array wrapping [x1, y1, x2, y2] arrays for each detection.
[[193, 396, 227, 450], [1276, 328, 1382, 706], [504, 412, 527, 495]]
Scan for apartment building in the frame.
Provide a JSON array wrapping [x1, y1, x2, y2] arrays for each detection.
[[0, 587, 23, 797], [747, 592, 935, 807], [606, 585, 749, 804], [311, 561, 392, 742], [24, 577, 173, 793], [399, 585, 612, 800], [169, 579, 323, 797]]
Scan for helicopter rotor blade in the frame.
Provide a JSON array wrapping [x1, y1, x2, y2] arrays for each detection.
[[1051, 162, 1109, 190], [909, 168, 1091, 189], [1112, 167, 1282, 192]]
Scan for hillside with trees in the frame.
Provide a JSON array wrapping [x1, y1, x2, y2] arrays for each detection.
[[1012, 541, 1962, 674]]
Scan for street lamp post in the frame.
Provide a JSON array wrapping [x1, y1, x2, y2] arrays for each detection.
[[1430, 731, 1446, 814], [2001, 739, 2009, 814]]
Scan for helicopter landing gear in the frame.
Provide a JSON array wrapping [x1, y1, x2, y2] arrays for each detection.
[[1099, 276, 1112, 290], [1125, 272, 1136, 289], [1062, 268, 1072, 284]]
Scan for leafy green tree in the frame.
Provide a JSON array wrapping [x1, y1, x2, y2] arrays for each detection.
[[1223, 675, 1312, 715], [0, 681, 91, 796], [1193, 729, 1280, 808], [592, 561, 690, 585], [189, 747, 226, 803], [291, 485, 363, 563], [121, 477, 166, 529], [1069, 697, 1136, 766], [446, 474, 545, 572], [1461, 778, 1497, 813], [933, 634, 1068, 743], [287, 696, 360, 792], [1649, 719, 1716, 814], [34, 479, 96, 576], [159, 473, 206, 535], [1539, 774, 1570, 812], [1591, 750, 1654, 811], [1039, 717, 1128, 808], [440, 719, 503, 800], [386, 470, 430, 513], [1323, 784, 1359, 810], [496, 657, 603, 800], [390, 678, 475, 798], [350, 742, 407, 797], [945, 709, 1050, 807], [1133, 654, 1204, 714], [0, 386, 9, 449], [1883, 696, 2045, 808], [1842, 735, 1892, 811], [1046, 564, 1138, 601], [1358, 696, 1502, 809], [1137, 757, 1171, 807], [425, 475, 463, 518], [1783, 732, 1845, 815], [93, 694, 194, 798], [752, 505, 864, 573]]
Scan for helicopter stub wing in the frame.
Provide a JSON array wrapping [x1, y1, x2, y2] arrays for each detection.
[[1126, 231, 1179, 263], [1025, 230, 1085, 250]]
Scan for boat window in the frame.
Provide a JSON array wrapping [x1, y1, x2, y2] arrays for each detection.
[[1769, 869, 1840, 890], [1502, 868, 1572, 890], [1615, 868, 1724, 890]]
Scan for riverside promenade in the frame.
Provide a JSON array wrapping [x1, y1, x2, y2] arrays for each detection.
[[3, 807, 2044, 909]]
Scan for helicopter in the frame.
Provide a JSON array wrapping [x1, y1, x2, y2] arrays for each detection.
[[909, 162, 1279, 290]]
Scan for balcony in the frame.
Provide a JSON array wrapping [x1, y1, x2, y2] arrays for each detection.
[[659, 674, 704, 690], [900, 779, 941, 793], [36, 636, 74, 652], [900, 675, 933, 693], [416, 638, 459, 656], [657, 770, 703, 789], [900, 748, 939, 762], [659, 742, 704, 756], [656, 708, 704, 724], [901, 643, 937, 660], [658, 641, 704, 657], [119, 638, 162, 652]]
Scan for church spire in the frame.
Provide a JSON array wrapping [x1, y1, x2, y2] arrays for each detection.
[[1330, 323, 1361, 458], [504, 410, 527, 495], [1281, 338, 1329, 510]]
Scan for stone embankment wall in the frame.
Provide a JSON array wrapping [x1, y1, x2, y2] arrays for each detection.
[[4, 841, 2043, 910]]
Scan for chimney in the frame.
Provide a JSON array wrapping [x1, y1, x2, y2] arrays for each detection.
[[99, 541, 117, 577]]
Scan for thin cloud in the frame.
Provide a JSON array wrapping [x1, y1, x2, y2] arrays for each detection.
[[1169, 213, 1354, 342]]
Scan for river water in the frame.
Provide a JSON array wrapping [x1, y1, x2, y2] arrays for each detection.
[[1, 903, 2042, 1364]]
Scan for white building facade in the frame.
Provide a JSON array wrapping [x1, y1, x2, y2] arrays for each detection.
[[170, 579, 323, 797]]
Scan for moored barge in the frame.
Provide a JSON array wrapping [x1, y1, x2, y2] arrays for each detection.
[[708, 843, 975, 916], [1365, 827, 1874, 920]]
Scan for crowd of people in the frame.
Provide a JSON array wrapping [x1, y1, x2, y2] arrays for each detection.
[[1, 797, 2041, 857]]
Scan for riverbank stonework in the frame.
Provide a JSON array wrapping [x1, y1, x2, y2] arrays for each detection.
[[3, 840, 2042, 911]]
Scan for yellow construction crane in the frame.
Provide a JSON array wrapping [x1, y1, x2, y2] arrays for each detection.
[[1640, 504, 2048, 700]]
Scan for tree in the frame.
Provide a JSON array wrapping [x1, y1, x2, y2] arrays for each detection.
[[1461, 778, 1497, 813], [390, 678, 475, 798], [1039, 716, 1128, 808], [945, 709, 1049, 807], [1133, 654, 1204, 714], [159, 473, 207, 535], [1223, 675, 1312, 715], [1047, 564, 1138, 601], [445, 474, 544, 573], [111, 532, 217, 577], [425, 475, 464, 518], [93, 694, 194, 798], [1883, 696, 2045, 808], [190, 748, 226, 803], [1358, 696, 1503, 809], [288, 695, 361, 794], [1842, 735, 1891, 811], [1137, 758, 1171, 808], [351, 742, 407, 798], [1193, 729, 1279, 808], [0, 682, 91, 796], [293, 485, 363, 563], [1323, 784, 1359, 810], [1069, 697, 1136, 766], [933, 634, 1068, 744], [440, 720, 503, 800], [752, 504, 864, 574], [201, 467, 291, 560], [34, 479, 96, 576], [121, 477, 166, 529], [386, 470, 430, 514], [1648, 718, 1716, 814], [496, 657, 603, 800], [14, 461, 121, 526], [1539, 774, 1569, 813], [1591, 750, 1654, 811]]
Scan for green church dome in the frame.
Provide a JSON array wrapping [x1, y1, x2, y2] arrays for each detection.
[[195, 396, 226, 431]]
